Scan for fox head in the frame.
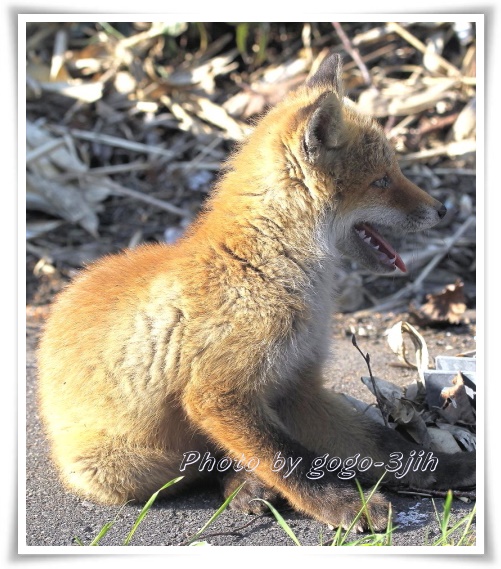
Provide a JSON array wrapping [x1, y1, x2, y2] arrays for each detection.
[[235, 53, 446, 275], [304, 54, 447, 273], [303, 54, 447, 274]]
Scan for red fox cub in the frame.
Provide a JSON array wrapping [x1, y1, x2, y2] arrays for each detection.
[[37, 53, 475, 531]]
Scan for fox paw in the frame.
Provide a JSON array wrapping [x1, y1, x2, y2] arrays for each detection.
[[320, 490, 391, 532], [221, 472, 281, 515]]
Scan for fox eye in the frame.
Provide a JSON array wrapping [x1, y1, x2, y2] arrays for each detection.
[[371, 175, 391, 189]]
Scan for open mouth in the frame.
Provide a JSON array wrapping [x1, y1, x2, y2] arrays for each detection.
[[354, 223, 407, 272]]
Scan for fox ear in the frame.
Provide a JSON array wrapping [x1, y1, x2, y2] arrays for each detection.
[[303, 93, 344, 163], [306, 53, 344, 95]]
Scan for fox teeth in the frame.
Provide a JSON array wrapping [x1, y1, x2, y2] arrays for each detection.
[[378, 253, 396, 265], [363, 236, 379, 250], [377, 252, 388, 261], [357, 229, 380, 251], [357, 227, 395, 265]]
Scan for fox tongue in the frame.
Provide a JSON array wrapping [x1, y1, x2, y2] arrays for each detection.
[[356, 223, 407, 273]]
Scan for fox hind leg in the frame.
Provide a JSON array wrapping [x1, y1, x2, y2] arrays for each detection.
[[53, 435, 208, 505]]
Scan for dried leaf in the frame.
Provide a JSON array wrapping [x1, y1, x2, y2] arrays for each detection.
[[165, 49, 239, 90], [357, 78, 459, 117], [437, 423, 476, 451], [224, 59, 307, 119], [361, 375, 431, 446], [38, 79, 104, 103], [361, 374, 403, 401], [339, 394, 386, 426], [188, 95, 250, 140], [27, 121, 87, 173], [26, 173, 99, 237], [79, 182, 112, 205], [451, 97, 476, 141], [417, 280, 467, 325], [427, 427, 462, 453], [26, 220, 64, 240], [386, 321, 429, 393], [438, 373, 476, 425], [423, 31, 446, 73]]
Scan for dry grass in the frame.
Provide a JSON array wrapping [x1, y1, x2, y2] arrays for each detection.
[[25, 21, 476, 313]]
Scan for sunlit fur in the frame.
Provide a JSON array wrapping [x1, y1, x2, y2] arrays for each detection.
[[37, 54, 474, 531]]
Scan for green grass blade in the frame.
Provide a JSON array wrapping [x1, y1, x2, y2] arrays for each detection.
[[74, 519, 116, 546], [89, 521, 115, 546], [456, 504, 476, 546], [184, 481, 246, 546], [432, 501, 476, 546], [98, 22, 125, 39], [430, 490, 476, 546], [326, 472, 390, 546], [123, 476, 184, 546], [385, 502, 394, 546], [250, 498, 301, 546], [329, 524, 344, 546], [440, 490, 453, 537], [236, 23, 249, 58], [335, 473, 387, 546], [255, 24, 269, 66], [74, 500, 131, 546]]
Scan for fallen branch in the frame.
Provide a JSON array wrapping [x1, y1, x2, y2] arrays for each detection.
[[398, 488, 476, 501], [50, 126, 182, 159], [351, 335, 389, 428], [26, 137, 66, 164], [100, 178, 192, 219], [388, 21, 462, 78], [394, 216, 475, 300], [332, 22, 372, 86], [398, 140, 476, 166]]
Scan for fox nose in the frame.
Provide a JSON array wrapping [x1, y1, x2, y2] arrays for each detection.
[[437, 204, 447, 219]]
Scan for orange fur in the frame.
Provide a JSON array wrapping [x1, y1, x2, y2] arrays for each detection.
[[37, 54, 474, 531]]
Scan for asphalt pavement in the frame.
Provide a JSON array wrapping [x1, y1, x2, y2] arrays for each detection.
[[23, 309, 477, 550]]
